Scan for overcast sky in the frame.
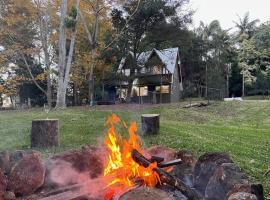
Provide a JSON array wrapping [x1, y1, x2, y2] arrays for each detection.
[[190, 0, 270, 30]]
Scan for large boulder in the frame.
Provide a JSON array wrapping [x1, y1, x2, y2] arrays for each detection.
[[227, 192, 257, 200], [205, 163, 250, 200], [194, 152, 234, 195], [0, 169, 7, 199], [44, 146, 104, 188], [8, 154, 45, 196]]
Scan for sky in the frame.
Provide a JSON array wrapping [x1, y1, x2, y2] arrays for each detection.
[[190, 0, 270, 30]]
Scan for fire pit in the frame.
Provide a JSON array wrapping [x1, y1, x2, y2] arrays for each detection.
[[0, 114, 264, 200]]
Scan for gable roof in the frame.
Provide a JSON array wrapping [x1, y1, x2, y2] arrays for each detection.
[[119, 47, 179, 74]]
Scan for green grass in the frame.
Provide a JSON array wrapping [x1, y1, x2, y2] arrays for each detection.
[[0, 100, 270, 195]]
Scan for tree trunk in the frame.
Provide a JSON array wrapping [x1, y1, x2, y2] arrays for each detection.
[[56, 79, 67, 108], [126, 79, 133, 103], [73, 82, 78, 106], [56, 0, 67, 108], [89, 48, 97, 106], [46, 73, 52, 107], [242, 74, 245, 97], [31, 119, 59, 148], [141, 114, 160, 135], [56, 0, 80, 108]]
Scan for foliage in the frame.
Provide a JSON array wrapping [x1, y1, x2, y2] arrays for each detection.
[[238, 38, 259, 85]]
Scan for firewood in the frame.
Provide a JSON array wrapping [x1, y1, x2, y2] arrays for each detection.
[[38, 190, 89, 200], [158, 159, 182, 168], [131, 149, 203, 200], [151, 155, 164, 163], [38, 181, 93, 200]]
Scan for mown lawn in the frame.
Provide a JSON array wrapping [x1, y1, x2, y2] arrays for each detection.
[[0, 100, 270, 195]]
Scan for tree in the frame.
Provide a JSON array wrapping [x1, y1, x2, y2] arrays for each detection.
[[195, 20, 233, 98], [0, 0, 57, 107], [238, 37, 260, 96], [56, 0, 80, 108], [233, 12, 260, 39]]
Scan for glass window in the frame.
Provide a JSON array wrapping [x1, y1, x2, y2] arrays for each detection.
[[132, 86, 148, 96], [155, 85, 169, 93]]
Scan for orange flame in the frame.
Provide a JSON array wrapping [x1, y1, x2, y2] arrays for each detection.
[[103, 114, 160, 191]]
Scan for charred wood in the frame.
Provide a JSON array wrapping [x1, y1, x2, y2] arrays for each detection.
[[131, 149, 203, 200]]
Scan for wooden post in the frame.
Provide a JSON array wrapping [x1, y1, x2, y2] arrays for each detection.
[[141, 114, 160, 135], [31, 119, 59, 148]]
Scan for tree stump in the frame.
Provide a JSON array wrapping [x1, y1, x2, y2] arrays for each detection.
[[141, 114, 160, 135], [31, 119, 59, 148]]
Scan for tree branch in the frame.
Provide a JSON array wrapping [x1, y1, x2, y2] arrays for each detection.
[[20, 52, 47, 95], [78, 8, 94, 45]]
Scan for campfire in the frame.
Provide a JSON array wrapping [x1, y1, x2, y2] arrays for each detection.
[[102, 114, 201, 200], [0, 114, 263, 200], [103, 114, 160, 198]]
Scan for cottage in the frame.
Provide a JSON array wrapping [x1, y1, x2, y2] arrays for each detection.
[[117, 48, 183, 104]]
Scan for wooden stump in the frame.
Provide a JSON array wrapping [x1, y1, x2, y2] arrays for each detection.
[[31, 119, 59, 148], [141, 114, 160, 135]]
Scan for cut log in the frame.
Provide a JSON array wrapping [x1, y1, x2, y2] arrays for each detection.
[[141, 114, 160, 135], [183, 102, 209, 108], [31, 119, 59, 148], [131, 149, 202, 200]]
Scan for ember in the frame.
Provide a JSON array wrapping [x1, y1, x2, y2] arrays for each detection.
[[103, 114, 160, 195]]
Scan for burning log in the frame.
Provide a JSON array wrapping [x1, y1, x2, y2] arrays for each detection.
[[131, 149, 203, 200], [158, 159, 183, 168], [150, 155, 164, 163]]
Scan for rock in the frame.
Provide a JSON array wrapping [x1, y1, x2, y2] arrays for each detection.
[[0, 169, 7, 200], [205, 163, 249, 200], [226, 184, 252, 199], [0, 151, 10, 174], [145, 146, 177, 162], [194, 152, 233, 195], [119, 187, 174, 200], [44, 146, 104, 188], [228, 192, 257, 200], [251, 184, 264, 200], [3, 191, 16, 200], [8, 154, 45, 196]]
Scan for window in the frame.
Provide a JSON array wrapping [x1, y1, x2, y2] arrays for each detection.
[[155, 85, 170, 94], [132, 86, 148, 96], [153, 65, 162, 74]]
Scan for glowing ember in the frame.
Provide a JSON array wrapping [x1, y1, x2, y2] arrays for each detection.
[[103, 114, 160, 192]]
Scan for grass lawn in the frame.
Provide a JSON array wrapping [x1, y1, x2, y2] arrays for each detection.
[[0, 100, 270, 195]]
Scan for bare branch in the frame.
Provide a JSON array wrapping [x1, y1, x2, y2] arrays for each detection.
[[78, 8, 94, 45], [20, 52, 47, 95]]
